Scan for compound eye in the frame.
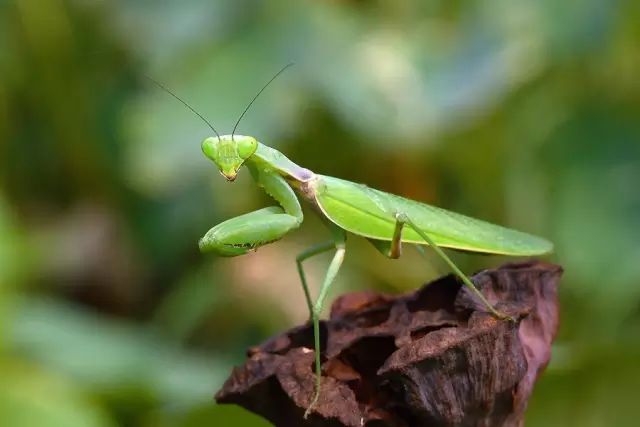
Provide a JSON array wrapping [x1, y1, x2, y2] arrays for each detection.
[[201, 137, 219, 161], [237, 138, 257, 159]]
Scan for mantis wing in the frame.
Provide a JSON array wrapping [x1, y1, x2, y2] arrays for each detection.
[[314, 175, 553, 256]]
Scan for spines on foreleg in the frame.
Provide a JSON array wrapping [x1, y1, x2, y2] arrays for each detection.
[[199, 207, 300, 256]]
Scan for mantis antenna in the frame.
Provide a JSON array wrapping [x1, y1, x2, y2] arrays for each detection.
[[231, 62, 295, 138], [145, 75, 221, 139]]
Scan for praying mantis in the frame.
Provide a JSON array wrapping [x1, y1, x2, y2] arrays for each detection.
[[151, 65, 553, 418]]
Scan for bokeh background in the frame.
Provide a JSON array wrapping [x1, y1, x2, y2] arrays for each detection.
[[1, 0, 639, 426]]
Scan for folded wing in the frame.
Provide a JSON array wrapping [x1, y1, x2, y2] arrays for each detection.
[[314, 176, 553, 256]]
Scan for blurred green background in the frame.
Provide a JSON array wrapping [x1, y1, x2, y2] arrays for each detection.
[[1, 0, 639, 426]]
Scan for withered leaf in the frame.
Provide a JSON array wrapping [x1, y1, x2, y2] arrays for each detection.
[[217, 261, 562, 427]]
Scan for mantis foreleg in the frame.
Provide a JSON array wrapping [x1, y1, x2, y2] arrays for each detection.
[[199, 167, 303, 256]]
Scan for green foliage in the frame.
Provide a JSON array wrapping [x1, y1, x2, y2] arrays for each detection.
[[1, 0, 639, 425]]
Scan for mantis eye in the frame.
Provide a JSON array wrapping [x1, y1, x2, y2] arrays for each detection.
[[201, 137, 218, 161], [237, 137, 257, 160]]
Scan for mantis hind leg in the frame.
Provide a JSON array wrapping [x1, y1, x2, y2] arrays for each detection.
[[301, 227, 347, 419], [389, 212, 513, 321], [367, 218, 404, 259]]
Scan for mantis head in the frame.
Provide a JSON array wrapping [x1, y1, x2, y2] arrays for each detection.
[[148, 64, 292, 182], [201, 135, 258, 181]]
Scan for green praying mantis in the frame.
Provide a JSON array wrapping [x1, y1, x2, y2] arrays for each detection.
[[151, 65, 553, 418]]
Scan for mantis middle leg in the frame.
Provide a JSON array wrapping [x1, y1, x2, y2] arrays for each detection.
[[296, 240, 336, 317], [301, 226, 347, 418]]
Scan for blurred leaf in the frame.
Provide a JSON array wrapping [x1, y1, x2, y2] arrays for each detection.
[[547, 108, 640, 322], [10, 297, 230, 408], [180, 404, 272, 427], [528, 341, 640, 427], [0, 358, 114, 427], [0, 197, 33, 351]]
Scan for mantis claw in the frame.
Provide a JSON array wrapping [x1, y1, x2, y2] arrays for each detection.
[[494, 310, 517, 323], [304, 388, 320, 419]]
